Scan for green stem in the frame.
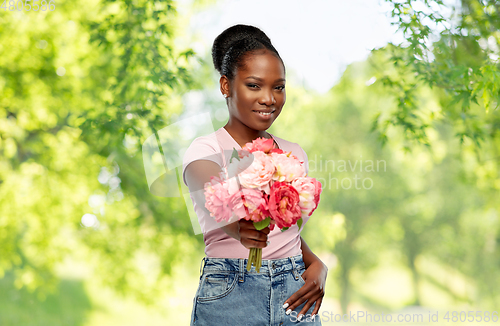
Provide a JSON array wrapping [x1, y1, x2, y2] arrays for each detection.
[[257, 248, 262, 272], [256, 248, 259, 272], [247, 248, 255, 271], [252, 248, 256, 267]]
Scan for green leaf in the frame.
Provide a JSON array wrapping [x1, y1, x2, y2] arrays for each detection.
[[254, 217, 271, 230], [297, 218, 303, 231], [230, 148, 240, 163], [280, 227, 289, 232]]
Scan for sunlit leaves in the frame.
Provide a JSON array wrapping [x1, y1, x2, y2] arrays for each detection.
[[379, 0, 500, 152], [0, 0, 202, 304]]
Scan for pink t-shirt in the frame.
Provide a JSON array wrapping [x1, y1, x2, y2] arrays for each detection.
[[182, 126, 311, 259]]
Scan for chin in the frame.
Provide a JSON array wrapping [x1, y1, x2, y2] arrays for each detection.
[[245, 122, 271, 131], [256, 121, 274, 129]]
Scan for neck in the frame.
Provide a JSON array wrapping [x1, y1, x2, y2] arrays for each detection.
[[223, 122, 271, 148]]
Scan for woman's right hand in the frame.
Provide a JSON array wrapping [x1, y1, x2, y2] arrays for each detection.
[[237, 219, 270, 249]]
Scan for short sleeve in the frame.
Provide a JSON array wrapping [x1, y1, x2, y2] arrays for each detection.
[[182, 136, 223, 187], [299, 145, 309, 176]]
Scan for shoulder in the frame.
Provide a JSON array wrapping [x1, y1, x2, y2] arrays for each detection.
[[183, 128, 227, 157], [272, 134, 308, 164], [271, 134, 310, 175], [188, 128, 223, 148], [182, 129, 226, 186]]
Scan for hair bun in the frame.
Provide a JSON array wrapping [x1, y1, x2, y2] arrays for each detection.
[[212, 24, 273, 74]]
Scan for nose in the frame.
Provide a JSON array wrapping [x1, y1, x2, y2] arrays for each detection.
[[258, 90, 276, 106]]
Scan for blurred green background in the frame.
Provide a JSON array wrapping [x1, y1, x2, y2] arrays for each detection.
[[1, 0, 499, 325]]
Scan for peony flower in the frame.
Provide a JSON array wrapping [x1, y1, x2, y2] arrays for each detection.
[[237, 151, 275, 191], [227, 153, 254, 179], [291, 176, 322, 216], [246, 190, 271, 223], [269, 152, 306, 182], [310, 177, 322, 216], [204, 175, 233, 223], [227, 188, 269, 223], [242, 137, 274, 153], [237, 149, 252, 160], [268, 181, 302, 229], [269, 148, 284, 154]]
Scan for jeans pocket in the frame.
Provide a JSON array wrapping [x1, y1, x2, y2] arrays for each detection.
[[197, 272, 238, 303], [297, 267, 306, 285]]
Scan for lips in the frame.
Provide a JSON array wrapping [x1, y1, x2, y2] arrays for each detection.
[[253, 110, 275, 114], [253, 110, 275, 120]]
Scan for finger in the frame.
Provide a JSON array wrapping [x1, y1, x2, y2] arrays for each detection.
[[245, 229, 268, 243], [284, 284, 310, 313], [310, 296, 323, 317], [297, 293, 322, 321], [257, 229, 269, 241], [242, 238, 268, 249], [239, 219, 256, 230], [286, 294, 309, 316], [260, 226, 270, 234], [239, 227, 261, 238], [240, 221, 270, 234]]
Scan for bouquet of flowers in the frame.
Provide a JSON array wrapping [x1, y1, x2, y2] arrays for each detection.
[[204, 137, 322, 272]]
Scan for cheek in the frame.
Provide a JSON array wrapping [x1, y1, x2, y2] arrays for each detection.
[[277, 92, 286, 106], [236, 92, 256, 110]]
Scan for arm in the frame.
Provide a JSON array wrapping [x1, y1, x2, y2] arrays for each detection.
[[282, 235, 328, 320], [185, 160, 239, 240], [184, 159, 225, 230], [300, 236, 326, 270]]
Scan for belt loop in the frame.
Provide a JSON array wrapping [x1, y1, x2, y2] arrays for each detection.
[[289, 256, 299, 280], [199, 257, 206, 279], [239, 259, 245, 282]]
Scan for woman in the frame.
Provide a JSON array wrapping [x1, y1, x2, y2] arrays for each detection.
[[183, 24, 327, 325]]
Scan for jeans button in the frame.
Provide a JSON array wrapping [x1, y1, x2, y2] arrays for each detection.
[[272, 263, 276, 269]]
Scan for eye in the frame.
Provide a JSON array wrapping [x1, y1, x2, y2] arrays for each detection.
[[276, 85, 285, 91], [247, 84, 259, 89]]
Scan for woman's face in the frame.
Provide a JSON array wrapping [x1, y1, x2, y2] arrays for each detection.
[[222, 49, 286, 131]]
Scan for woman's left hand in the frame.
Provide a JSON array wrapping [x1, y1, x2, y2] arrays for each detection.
[[283, 259, 328, 320]]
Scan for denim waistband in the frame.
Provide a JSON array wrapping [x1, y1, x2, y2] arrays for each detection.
[[199, 254, 304, 282]]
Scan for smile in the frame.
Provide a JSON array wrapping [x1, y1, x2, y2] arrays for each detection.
[[253, 110, 275, 119]]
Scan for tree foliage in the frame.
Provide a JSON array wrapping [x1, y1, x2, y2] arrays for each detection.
[[284, 49, 499, 313], [0, 0, 204, 304], [1, 0, 499, 321], [373, 0, 500, 154]]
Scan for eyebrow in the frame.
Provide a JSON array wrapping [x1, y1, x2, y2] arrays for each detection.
[[245, 76, 286, 82]]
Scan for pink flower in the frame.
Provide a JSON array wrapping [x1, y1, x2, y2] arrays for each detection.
[[237, 151, 275, 192], [269, 218, 276, 231], [269, 152, 306, 182], [269, 148, 284, 154], [268, 181, 302, 229], [310, 177, 322, 215], [291, 177, 322, 216], [227, 154, 254, 179], [237, 149, 252, 160], [246, 190, 271, 223], [204, 176, 233, 223], [242, 137, 274, 154], [227, 188, 269, 223]]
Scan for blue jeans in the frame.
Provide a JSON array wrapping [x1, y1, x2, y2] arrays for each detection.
[[190, 254, 322, 326]]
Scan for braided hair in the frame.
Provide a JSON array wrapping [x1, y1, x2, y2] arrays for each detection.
[[211, 24, 285, 82]]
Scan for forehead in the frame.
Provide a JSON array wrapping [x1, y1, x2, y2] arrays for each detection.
[[236, 50, 285, 80]]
